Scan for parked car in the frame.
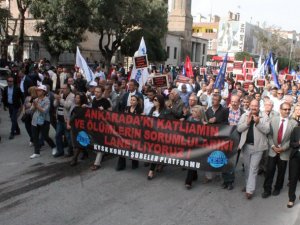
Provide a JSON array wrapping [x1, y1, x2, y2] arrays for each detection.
[[0, 67, 11, 90]]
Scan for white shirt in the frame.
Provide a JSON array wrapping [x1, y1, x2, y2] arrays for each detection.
[[144, 97, 154, 115], [273, 98, 284, 112], [127, 90, 136, 107]]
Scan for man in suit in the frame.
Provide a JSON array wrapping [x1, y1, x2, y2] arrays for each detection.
[[18, 69, 34, 97], [120, 79, 143, 112], [262, 102, 298, 198], [237, 99, 270, 199], [2, 76, 24, 139]]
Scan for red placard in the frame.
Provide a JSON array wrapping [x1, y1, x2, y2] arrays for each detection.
[[256, 79, 265, 87], [285, 74, 294, 81], [152, 75, 169, 88], [200, 68, 207, 75], [235, 74, 245, 81], [246, 62, 254, 68], [245, 74, 253, 81], [234, 61, 243, 69], [134, 55, 148, 69], [243, 81, 252, 90]]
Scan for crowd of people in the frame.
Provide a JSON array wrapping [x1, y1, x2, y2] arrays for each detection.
[[1, 58, 300, 209]]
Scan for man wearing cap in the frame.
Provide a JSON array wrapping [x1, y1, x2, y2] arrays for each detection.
[[30, 85, 56, 159], [2, 76, 24, 139]]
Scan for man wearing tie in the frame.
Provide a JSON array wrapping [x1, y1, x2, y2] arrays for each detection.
[[262, 102, 297, 198]]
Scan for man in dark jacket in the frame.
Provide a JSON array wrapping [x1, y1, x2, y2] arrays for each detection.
[[2, 76, 24, 139]]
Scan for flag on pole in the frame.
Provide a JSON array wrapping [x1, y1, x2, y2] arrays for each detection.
[[130, 37, 149, 92], [213, 53, 228, 90], [184, 56, 194, 78], [76, 46, 95, 82], [182, 66, 186, 76], [268, 52, 280, 89]]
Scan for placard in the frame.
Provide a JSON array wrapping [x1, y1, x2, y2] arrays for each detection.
[[246, 62, 254, 68], [245, 74, 253, 81], [256, 79, 265, 87], [235, 74, 245, 81], [285, 74, 294, 81], [234, 61, 243, 69], [243, 81, 252, 90], [152, 75, 169, 88], [134, 55, 148, 69]]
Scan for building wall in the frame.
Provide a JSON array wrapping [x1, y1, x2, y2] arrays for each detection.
[[165, 33, 182, 66]]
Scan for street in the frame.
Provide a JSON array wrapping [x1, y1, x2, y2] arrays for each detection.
[[0, 110, 299, 225]]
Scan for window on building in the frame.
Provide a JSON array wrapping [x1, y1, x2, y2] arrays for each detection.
[[174, 47, 177, 59], [167, 46, 170, 59], [205, 29, 213, 33]]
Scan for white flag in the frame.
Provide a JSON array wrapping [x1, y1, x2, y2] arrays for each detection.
[[76, 46, 95, 82], [130, 37, 149, 91], [138, 37, 147, 56], [253, 60, 265, 80]]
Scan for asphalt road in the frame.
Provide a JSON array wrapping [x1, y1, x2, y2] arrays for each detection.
[[0, 109, 299, 225]]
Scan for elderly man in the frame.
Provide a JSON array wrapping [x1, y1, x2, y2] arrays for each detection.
[[168, 88, 184, 119], [237, 99, 270, 199], [262, 102, 297, 198]]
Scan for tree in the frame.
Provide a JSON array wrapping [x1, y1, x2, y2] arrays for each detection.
[[120, 29, 167, 63], [0, 8, 11, 58], [88, 0, 168, 70], [15, 0, 32, 61], [234, 51, 252, 61], [30, 0, 90, 64]]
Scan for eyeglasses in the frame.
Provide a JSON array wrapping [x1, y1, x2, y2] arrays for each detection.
[[281, 108, 291, 111], [278, 93, 283, 95], [189, 99, 196, 101], [7, 80, 13, 83]]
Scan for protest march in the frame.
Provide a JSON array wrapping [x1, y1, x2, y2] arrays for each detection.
[[1, 37, 300, 211]]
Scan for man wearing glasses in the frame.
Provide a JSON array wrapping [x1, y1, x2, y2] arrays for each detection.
[[2, 76, 24, 139], [262, 102, 297, 198], [273, 89, 285, 112]]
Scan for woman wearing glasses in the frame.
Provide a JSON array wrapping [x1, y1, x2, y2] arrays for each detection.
[[147, 95, 172, 179]]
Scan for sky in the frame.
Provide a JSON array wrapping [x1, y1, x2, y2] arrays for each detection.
[[169, 0, 300, 33]]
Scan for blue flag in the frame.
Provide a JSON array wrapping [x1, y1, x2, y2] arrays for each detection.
[[267, 52, 280, 89], [213, 53, 228, 90]]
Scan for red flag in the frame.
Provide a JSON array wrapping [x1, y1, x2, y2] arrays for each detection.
[[284, 67, 289, 74], [184, 56, 194, 78], [242, 57, 247, 79]]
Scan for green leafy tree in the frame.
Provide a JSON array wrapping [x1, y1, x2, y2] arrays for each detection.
[[234, 51, 252, 61], [30, 0, 90, 64], [88, 0, 168, 70], [120, 30, 167, 63]]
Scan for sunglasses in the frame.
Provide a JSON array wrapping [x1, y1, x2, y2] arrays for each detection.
[[281, 108, 291, 111], [153, 98, 158, 102]]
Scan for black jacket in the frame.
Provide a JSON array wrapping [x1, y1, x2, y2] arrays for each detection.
[[2, 85, 24, 108], [290, 126, 300, 159]]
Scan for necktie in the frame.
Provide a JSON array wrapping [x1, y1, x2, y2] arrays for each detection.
[[277, 119, 285, 145]]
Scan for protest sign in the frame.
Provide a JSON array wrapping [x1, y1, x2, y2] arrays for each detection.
[[72, 109, 239, 171], [152, 75, 169, 88], [134, 55, 148, 69]]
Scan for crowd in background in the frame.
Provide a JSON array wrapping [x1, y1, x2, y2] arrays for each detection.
[[1, 58, 300, 208]]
